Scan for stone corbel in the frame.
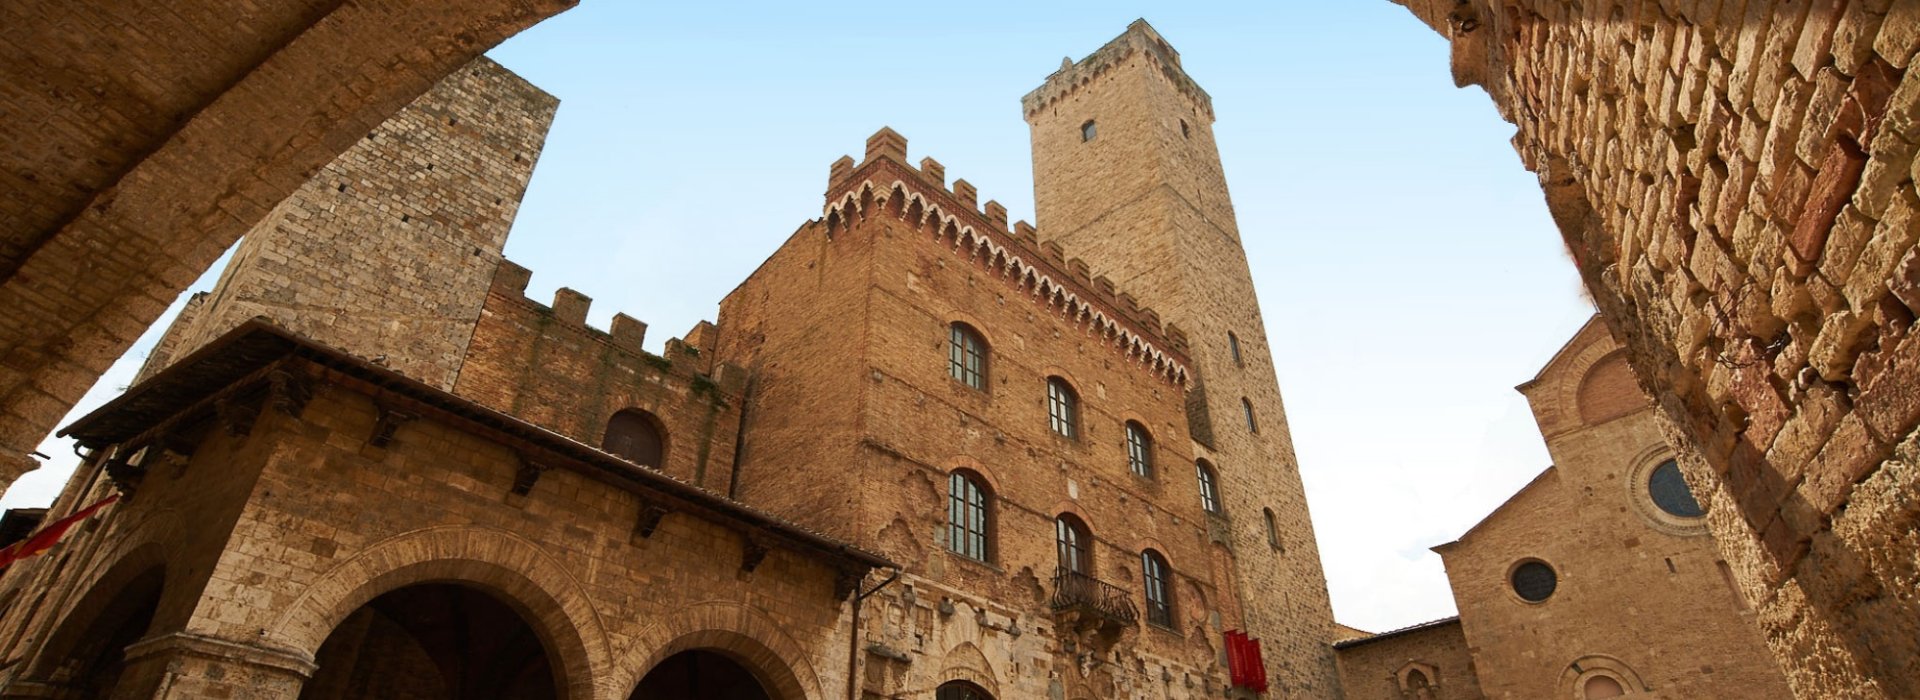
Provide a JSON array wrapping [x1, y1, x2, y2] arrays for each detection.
[[215, 395, 259, 437], [512, 458, 548, 497], [740, 536, 770, 574], [368, 404, 416, 448], [632, 501, 668, 540], [267, 368, 313, 418]]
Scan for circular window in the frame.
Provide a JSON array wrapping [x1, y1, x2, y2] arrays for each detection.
[[1510, 561, 1557, 602], [1647, 459, 1704, 518]]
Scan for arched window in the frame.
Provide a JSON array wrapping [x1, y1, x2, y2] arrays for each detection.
[[1241, 397, 1258, 434], [1263, 508, 1282, 550], [1055, 514, 1091, 575], [602, 409, 665, 468], [947, 471, 990, 562], [1228, 331, 1242, 366], [1142, 550, 1174, 627], [1080, 119, 1097, 142], [1047, 377, 1079, 438], [1125, 421, 1154, 478], [1196, 460, 1222, 514], [948, 323, 987, 390], [937, 681, 993, 700]]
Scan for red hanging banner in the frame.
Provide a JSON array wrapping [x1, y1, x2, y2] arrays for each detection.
[[0, 494, 120, 571], [1225, 629, 1270, 693]]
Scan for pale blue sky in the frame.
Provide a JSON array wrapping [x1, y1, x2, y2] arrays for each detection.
[[8, 2, 1594, 634]]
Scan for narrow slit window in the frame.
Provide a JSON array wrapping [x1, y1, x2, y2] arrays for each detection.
[[1242, 397, 1258, 434]]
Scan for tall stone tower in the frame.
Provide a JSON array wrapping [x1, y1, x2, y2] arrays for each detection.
[[1025, 20, 1343, 695]]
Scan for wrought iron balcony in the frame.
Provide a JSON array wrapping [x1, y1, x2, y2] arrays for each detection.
[[1050, 567, 1138, 630]]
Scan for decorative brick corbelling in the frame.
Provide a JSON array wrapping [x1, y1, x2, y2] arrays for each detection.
[[824, 164, 1191, 388]]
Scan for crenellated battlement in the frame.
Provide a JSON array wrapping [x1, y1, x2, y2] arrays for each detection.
[[484, 260, 744, 391], [1020, 19, 1212, 120], [820, 129, 1191, 387]]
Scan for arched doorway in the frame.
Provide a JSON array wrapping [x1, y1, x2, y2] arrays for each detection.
[[631, 649, 773, 700], [300, 583, 558, 700], [44, 565, 163, 698]]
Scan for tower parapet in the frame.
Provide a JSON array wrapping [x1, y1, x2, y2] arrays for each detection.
[[1021, 19, 1212, 120], [824, 128, 1193, 384]]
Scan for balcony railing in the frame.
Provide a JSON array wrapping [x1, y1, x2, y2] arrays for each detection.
[[1050, 567, 1138, 629]]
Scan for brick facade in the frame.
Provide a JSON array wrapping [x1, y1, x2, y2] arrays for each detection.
[[1333, 618, 1483, 700], [0, 22, 1333, 700], [1393, 2, 1920, 695]]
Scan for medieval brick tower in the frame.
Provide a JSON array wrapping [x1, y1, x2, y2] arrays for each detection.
[[1025, 20, 1344, 695]]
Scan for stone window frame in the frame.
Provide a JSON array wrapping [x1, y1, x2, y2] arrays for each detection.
[[1395, 660, 1441, 697], [1262, 507, 1283, 551], [1241, 397, 1258, 434], [1141, 549, 1175, 628], [1196, 460, 1222, 514], [947, 470, 993, 563], [1080, 119, 1097, 142], [601, 408, 668, 469], [1228, 331, 1243, 367], [1124, 420, 1155, 479], [1624, 445, 1710, 537], [948, 322, 989, 391], [1507, 558, 1559, 605], [1047, 376, 1080, 439], [1055, 513, 1092, 575]]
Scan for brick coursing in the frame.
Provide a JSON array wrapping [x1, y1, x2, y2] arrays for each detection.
[[1394, 1, 1920, 695]]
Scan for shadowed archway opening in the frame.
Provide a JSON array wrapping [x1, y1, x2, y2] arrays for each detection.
[[50, 565, 163, 699], [300, 583, 557, 700], [631, 649, 773, 700]]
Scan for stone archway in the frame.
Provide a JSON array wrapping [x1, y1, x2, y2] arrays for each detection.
[[14, 550, 166, 698], [630, 649, 775, 700], [301, 582, 560, 700], [616, 602, 821, 700], [270, 526, 612, 700]]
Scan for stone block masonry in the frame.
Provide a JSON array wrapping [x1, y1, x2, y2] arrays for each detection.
[[0, 0, 576, 491], [1393, 1, 1920, 696]]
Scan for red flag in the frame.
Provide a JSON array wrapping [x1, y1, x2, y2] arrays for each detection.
[[0, 495, 120, 570]]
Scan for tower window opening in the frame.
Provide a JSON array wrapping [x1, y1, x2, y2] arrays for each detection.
[[1048, 377, 1079, 439], [1081, 119, 1097, 142], [1228, 331, 1242, 366], [1197, 461, 1221, 514], [1263, 508, 1281, 550], [1125, 421, 1154, 478], [947, 470, 991, 562], [1242, 397, 1258, 434], [1180, 120, 1190, 139], [949, 323, 988, 390]]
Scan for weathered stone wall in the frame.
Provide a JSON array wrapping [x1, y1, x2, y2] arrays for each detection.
[[147, 57, 556, 391], [1333, 619, 1485, 700], [455, 261, 747, 493], [1436, 321, 1790, 699], [0, 372, 859, 699], [1024, 20, 1344, 696], [1392, 1, 1920, 696], [0, 0, 575, 487]]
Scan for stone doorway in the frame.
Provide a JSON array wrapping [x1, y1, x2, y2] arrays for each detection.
[[300, 583, 559, 700]]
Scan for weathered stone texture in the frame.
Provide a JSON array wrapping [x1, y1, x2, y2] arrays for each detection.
[[0, 0, 576, 489], [1024, 20, 1343, 696], [1333, 618, 1484, 700], [1394, 1, 1920, 695], [147, 57, 557, 392], [1435, 321, 1791, 699]]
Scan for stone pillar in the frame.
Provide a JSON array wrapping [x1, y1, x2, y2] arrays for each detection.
[[110, 632, 315, 699]]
